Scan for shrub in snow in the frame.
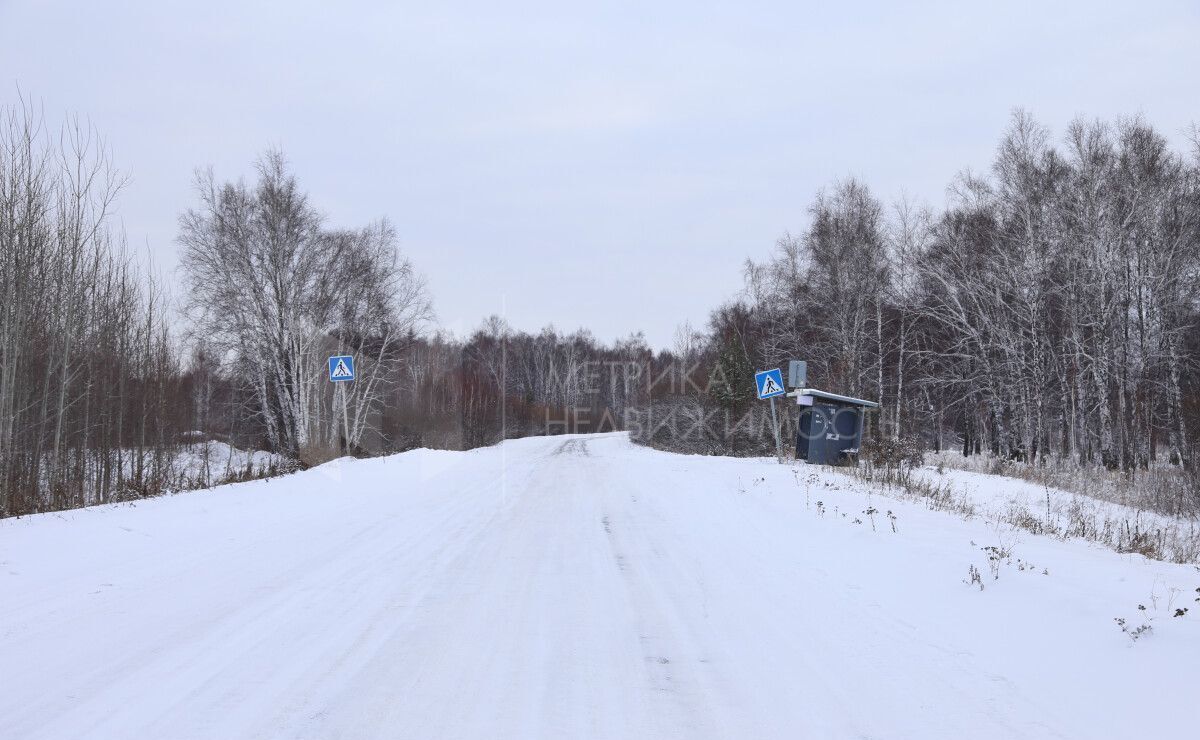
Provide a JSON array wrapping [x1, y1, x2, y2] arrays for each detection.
[[1114, 618, 1152, 642], [965, 565, 984, 591]]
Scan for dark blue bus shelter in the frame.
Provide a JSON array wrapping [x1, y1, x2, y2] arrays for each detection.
[[791, 389, 880, 465]]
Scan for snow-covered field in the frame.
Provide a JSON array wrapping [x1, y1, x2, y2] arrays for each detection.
[[2, 433, 1198, 739], [908, 462, 1200, 563]]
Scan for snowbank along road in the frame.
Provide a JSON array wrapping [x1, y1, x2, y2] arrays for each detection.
[[2, 432, 1198, 739]]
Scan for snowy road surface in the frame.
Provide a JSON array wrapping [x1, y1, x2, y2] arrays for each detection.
[[2, 433, 1198, 739]]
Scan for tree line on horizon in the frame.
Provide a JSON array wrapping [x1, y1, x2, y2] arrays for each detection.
[[2, 101, 1199, 518], [0, 101, 661, 517], [729, 111, 1200, 476]]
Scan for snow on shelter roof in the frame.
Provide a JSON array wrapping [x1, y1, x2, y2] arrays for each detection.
[[786, 388, 881, 409]]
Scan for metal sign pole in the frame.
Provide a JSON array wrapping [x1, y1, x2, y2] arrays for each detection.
[[769, 395, 782, 462], [341, 382, 351, 456]]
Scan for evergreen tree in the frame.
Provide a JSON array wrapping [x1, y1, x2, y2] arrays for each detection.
[[709, 334, 755, 411]]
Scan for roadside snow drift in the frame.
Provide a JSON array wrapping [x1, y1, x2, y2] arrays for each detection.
[[2, 433, 1198, 739]]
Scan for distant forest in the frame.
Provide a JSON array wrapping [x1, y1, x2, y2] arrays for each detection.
[[2, 103, 1199, 517]]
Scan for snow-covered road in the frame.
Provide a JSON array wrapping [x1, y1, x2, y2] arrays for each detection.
[[2, 433, 1198, 739]]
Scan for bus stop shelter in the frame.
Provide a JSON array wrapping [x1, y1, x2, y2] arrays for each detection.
[[789, 388, 880, 465]]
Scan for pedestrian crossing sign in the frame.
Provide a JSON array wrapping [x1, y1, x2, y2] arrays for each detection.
[[755, 368, 785, 399], [328, 355, 355, 382]]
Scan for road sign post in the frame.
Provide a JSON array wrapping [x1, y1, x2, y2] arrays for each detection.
[[769, 396, 781, 462], [755, 368, 786, 462], [328, 355, 356, 455]]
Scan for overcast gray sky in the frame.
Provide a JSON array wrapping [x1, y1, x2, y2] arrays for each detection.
[[2, 0, 1197, 348]]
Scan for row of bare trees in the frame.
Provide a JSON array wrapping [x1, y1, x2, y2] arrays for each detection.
[[733, 111, 1200, 471], [6, 101, 1198, 516], [0, 99, 661, 516], [0, 103, 183, 515], [381, 322, 657, 451], [0, 103, 436, 516]]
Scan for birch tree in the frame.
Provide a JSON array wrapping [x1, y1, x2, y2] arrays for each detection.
[[179, 151, 429, 460]]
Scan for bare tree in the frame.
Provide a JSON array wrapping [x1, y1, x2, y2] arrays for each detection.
[[178, 151, 429, 461]]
